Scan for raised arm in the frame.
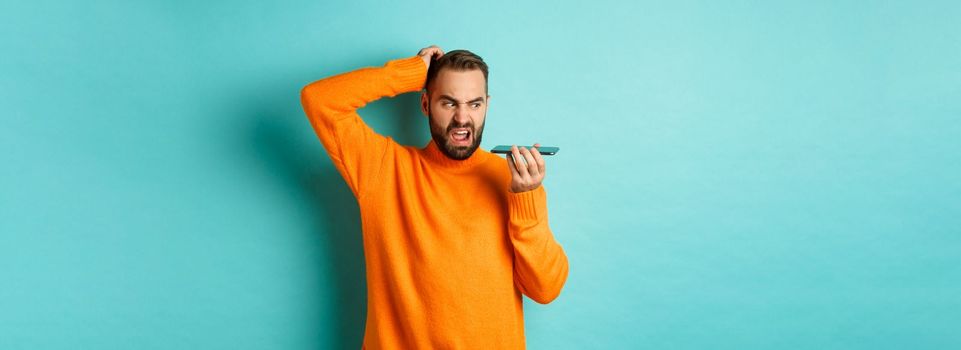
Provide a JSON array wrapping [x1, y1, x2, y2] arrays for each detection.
[[506, 145, 570, 304], [299, 51, 431, 198]]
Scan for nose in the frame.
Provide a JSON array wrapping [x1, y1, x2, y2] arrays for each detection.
[[452, 104, 471, 124]]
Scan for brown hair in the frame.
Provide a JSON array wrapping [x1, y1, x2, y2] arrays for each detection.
[[425, 49, 489, 94]]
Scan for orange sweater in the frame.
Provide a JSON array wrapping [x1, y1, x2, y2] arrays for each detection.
[[300, 55, 569, 349]]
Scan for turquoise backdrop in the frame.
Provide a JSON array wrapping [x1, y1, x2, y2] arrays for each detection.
[[2, 0, 960, 349]]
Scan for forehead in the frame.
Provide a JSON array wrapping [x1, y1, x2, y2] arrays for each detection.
[[430, 69, 487, 100]]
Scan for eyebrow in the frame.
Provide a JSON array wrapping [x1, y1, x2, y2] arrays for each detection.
[[438, 95, 486, 104]]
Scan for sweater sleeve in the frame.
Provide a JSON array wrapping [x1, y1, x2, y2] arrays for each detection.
[[300, 56, 426, 198], [507, 185, 570, 304]]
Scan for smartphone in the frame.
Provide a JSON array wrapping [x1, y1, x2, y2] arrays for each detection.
[[491, 145, 559, 156]]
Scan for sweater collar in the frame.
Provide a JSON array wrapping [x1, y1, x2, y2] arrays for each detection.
[[421, 139, 489, 169]]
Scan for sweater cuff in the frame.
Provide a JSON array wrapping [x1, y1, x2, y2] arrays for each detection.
[[386, 56, 427, 95], [507, 185, 548, 223]]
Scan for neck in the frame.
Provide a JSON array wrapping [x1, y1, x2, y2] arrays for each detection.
[[421, 140, 488, 169]]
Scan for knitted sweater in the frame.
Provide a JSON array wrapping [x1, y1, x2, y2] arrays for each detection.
[[300, 55, 569, 349]]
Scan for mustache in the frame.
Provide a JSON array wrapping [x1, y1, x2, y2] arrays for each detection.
[[447, 121, 475, 133]]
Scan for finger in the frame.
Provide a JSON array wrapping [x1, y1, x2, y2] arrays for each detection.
[[530, 146, 546, 176], [511, 145, 530, 179], [506, 153, 520, 178], [520, 146, 538, 177], [420, 46, 438, 56]]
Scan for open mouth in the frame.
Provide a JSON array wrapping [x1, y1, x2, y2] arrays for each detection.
[[449, 128, 472, 146]]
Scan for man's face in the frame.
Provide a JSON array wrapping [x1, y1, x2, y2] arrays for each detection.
[[421, 68, 489, 160]]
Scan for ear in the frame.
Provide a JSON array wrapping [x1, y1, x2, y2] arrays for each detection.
[[420, 91, 430, 117]]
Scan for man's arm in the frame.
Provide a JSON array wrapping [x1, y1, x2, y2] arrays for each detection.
[[506, 145, 570, 304], [507, 186, 570, 304], [299, 53, 428, 198]]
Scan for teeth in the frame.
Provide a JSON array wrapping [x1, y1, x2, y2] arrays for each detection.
[[452, 129, 469, 141]]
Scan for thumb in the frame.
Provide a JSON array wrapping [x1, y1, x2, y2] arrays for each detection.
[[506, 154, 519, 177]]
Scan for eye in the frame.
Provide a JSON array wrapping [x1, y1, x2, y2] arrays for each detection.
[[442, 102, 455, 108], [470, 103, 482, 109]]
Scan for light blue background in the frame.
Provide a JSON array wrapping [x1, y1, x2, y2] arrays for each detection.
[[2, 0, 960, 349]]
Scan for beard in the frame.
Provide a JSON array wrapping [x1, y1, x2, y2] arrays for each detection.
[[428, 108, 485, 160]]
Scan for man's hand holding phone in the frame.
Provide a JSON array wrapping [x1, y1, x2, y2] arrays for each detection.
[[507, 144, 546, 193]]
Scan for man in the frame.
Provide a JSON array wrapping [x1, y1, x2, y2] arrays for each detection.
[[300, 45, 569, 349]]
